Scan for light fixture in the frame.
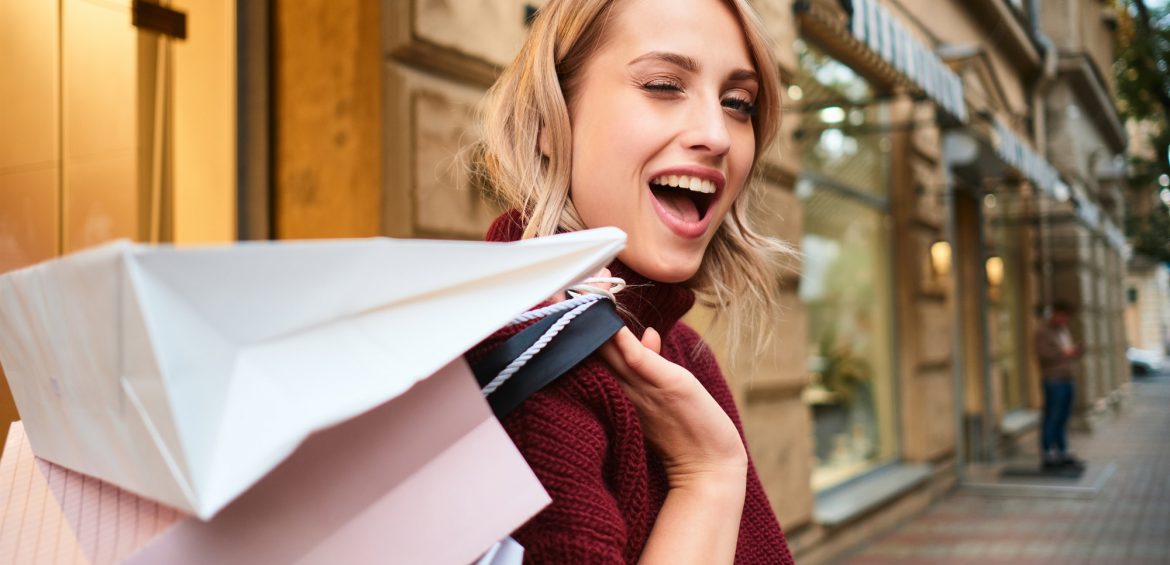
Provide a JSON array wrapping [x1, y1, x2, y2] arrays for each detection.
[[1159, 173, 1169, 187], [930, 241, 952, 277], [819, 106, 846, 124], [985, 256, 1004, 287], [787, 85, 804, 101], [1053, 181, 1071, 203]]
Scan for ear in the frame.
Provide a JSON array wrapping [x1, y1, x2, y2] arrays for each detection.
[[538, 126, 552, 157]]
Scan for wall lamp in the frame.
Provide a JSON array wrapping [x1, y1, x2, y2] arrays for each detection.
[[985, 256, 1004, 287], [930, 241, 952, 277]]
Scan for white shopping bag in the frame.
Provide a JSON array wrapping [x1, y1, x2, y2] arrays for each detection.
[[0, 229, 625, 520]]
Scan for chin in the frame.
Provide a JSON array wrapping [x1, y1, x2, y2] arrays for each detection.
[[623, 249, 703, 284]]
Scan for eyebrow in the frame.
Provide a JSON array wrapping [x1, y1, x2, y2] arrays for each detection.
[[629, 51, 700, 72], [628, 51, 758, 83], [729, 69, 759, 83]]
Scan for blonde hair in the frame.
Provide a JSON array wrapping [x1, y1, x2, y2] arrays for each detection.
[[470, 0, 794, 351]]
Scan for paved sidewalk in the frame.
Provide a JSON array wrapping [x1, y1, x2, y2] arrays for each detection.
[[840, 373, 1170, 564]]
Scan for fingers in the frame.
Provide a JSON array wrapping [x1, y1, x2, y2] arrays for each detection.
[[641, 327, 661, 355], [601, 326, 688, 392], [600, 327, 640, 380]]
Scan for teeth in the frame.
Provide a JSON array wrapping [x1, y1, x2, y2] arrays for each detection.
[[651, 174, 716, 194]]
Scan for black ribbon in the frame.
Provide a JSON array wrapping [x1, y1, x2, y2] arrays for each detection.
[[471, 299, 623, 419]]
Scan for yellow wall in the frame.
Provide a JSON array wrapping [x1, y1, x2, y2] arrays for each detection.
[[0, 0, 60, 273], [174, 0, 237, 245], [0, 0, 236, 445], [63, 0, 140, 253]]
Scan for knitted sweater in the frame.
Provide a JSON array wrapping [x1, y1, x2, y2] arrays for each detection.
[[469, 212, 794, 564]]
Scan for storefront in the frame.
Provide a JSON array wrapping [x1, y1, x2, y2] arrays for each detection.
[[792, 0, 969, 494], [945, 116, 1067, 462]]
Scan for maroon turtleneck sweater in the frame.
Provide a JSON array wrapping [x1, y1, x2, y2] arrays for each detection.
[[469, 211, 793, 564]]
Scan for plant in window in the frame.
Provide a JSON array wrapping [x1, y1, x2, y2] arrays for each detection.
[[816, 328, 874, 407]]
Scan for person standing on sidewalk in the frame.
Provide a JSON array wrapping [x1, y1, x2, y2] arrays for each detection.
[[1034, 300, 1085, 470]]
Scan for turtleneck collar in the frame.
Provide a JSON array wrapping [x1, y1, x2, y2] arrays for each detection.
[[485, 210, 695, 336]]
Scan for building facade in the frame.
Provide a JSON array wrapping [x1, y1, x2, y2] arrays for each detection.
[[0, 0, 1133, 562]]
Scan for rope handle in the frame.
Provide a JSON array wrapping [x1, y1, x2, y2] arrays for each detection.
[[482, 275, 625, 397]]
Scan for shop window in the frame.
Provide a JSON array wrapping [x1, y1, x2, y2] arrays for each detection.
[[986, 192, 1030, 413], [792, 42, 898, 491]]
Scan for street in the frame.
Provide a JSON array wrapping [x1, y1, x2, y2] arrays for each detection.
[[841, 372, 1170, 564]]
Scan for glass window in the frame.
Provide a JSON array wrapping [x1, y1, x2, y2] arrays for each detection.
[[793, 42, 898, 491], [985, 192, 1029, 413], [792, 41, 889, 198]]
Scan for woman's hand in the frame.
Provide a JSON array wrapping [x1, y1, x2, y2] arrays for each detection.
[[600, 327, 747, 484], [600, 326, 747, 564]]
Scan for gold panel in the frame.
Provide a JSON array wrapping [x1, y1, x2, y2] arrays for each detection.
[[63, 0, 136, 164], [0, 0, 59, 171], [0, 167, 59, 274], [62, 0, 139, 251], [64, 153, 139, 252], [172, 0, 236, 245]]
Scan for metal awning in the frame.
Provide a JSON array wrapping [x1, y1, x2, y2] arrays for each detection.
[[847, 0, 968, 123], [990, 120, 1064, 200], [1070, 184, 1129, 257]]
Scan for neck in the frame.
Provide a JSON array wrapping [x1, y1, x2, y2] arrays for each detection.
[[486, 210, 696, 335]]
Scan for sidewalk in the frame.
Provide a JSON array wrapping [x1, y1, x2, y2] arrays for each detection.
[[839, 373, 1170, 564]]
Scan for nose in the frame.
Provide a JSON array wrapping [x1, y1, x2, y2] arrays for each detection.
[[679, 96, 732, 157]]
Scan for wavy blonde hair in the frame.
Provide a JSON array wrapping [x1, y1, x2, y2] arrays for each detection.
[[470, 0, 793, 351]]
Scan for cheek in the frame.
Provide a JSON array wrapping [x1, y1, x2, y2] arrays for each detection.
[[724, 131, 757, 202], [577, 107, 662, 168], [570, 104, 663, 217]]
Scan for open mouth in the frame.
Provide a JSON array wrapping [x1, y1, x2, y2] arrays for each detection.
[[648, 174, 716, 224]]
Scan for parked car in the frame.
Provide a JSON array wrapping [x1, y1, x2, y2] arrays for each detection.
[[1127, 347, 1165, 376]]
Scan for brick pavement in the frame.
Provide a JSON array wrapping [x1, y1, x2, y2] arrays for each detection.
[[839, 373, 1170, 564]]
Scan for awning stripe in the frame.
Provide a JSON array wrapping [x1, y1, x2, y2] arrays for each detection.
[[992, 120, 1062, 198], [849, 0, 968, 123]]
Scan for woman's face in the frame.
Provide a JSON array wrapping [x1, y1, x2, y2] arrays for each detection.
[[567, 0, 759, 283]]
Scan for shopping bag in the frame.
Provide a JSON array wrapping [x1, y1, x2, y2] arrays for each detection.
[[0, 359, 548, 564], [0, 422, 182, 564], [0, 229, 625, 520]]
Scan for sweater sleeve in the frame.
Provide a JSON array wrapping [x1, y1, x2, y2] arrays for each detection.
[[500, 382, 629, 563]]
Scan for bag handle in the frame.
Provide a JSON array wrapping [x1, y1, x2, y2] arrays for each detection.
[[471, 296, 623, 419]]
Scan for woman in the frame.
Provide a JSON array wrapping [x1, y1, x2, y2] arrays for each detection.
[[468, 0, 794, 562]]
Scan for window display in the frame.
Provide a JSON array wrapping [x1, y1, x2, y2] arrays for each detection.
[[793, 42, 898, 490]]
